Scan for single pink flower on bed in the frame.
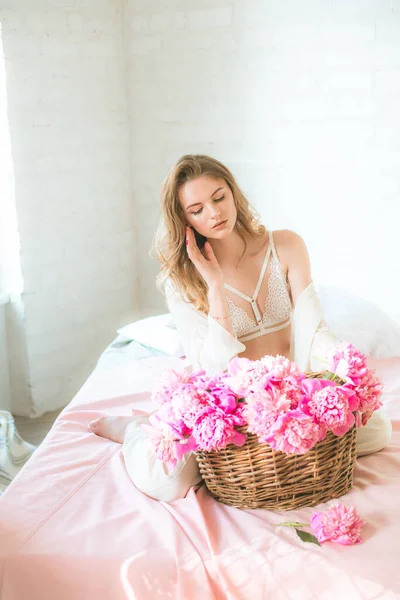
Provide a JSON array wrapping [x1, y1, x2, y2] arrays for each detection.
[[310, 503, 364, 545], [300, 379, 356, 436], [264, 409, 320, 455], [192, 408, 247, 452], [327, 343, 368, 385]]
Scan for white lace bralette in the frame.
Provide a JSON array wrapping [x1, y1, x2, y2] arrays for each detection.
[[224, 231, 292, 343]]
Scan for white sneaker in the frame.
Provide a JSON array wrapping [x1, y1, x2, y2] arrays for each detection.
[[0, 410, 36, 491]]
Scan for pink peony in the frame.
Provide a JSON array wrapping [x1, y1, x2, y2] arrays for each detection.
[[209, 386, 238, 413], [244, 384, 291, 443], [272, 377, 304, 410], [142, 416, 197, 471], [151, 368, 192, 406], [223, 357, 260, 396], [156, 401, 187, 436], [259, 355, 302, 380], [301, 379, 357, 437], [264, 409, 320, 455], [151, 368, 208, 406], [232, 401, 246, 424], [310, 503, 364, 545], [332, 359, 384, 427], [327, 343, 368, 385], [191, 408, 247, 452], [351, 370, 383, 421], [170, 385, 214, 429], [191, 370, 220, 390], [259, 356, 305, 409]]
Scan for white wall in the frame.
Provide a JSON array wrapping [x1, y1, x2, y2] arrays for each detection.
[[0, 0, 138, 416], [126, 0, 400, 325], [0, 298, 10, 412], [1, 0, 399, 416]]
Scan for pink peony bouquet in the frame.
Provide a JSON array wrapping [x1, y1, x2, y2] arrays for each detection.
[[143, 343, 383, 470]]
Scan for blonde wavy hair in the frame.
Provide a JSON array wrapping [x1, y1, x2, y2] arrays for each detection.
[[152, 154, 266, 315]]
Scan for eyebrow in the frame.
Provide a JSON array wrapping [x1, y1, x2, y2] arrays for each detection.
[[186, 186, 224, 211]]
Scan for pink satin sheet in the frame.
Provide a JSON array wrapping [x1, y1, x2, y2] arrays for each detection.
[[1, 356, 399, 599]]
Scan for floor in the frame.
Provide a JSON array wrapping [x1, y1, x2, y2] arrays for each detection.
[[14, 408, 64, 446]]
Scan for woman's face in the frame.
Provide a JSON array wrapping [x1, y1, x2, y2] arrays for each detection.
[[178, 175, 237, 239]]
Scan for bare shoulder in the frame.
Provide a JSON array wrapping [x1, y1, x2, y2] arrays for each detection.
[[270, 229, 308, 273], [270, 229, 312, 305]]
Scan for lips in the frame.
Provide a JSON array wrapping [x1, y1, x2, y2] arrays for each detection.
[[212, 219, 227, 229]]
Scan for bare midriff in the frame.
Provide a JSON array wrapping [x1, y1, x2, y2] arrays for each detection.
[[237, 324, 292, 362]]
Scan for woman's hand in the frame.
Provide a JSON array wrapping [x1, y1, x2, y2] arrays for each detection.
[[185, 226, 223, 289]]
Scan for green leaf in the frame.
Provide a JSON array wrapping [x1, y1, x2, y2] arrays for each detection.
[[295, 528, 321, 547], [275, 521, 309, 528], [324, 371, 336, 380]]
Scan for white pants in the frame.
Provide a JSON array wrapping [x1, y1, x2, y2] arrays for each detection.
[[122, 409, 392, 503]]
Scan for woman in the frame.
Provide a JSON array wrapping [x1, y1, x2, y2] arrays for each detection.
[[88, 154, 392, 501]]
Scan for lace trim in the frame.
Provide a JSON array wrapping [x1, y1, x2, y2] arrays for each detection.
[[226, 256, 292, 339]]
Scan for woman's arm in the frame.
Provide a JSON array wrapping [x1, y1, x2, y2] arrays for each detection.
[[207, 281, 236, 337], [277, 230, 339, 371], [165, 279, 246, 374], [276, 230, 313, 307], [168, 225, 242, 371]]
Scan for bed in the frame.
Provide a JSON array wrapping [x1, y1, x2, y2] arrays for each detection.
[[0, 334, 399, 600]]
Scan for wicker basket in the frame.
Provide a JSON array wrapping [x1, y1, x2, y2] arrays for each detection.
[[195, 424, 357, 511]]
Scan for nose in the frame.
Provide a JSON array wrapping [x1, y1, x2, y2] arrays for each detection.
[[210, 206, 221, 220]]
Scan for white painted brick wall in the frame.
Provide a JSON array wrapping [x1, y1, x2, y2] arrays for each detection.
[[1, 0, 400, 416], [5, 295, 32, 415], [0, 300, 10, 411], [0, 0, 138, 416], [125, 0, 400, 325]]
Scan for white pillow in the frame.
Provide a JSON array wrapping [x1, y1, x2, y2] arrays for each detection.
[[317, 285, 400, 359], [117, 313, 185, 358]]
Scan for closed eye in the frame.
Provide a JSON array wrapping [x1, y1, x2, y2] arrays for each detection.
[[191, 196, 224, 216]]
